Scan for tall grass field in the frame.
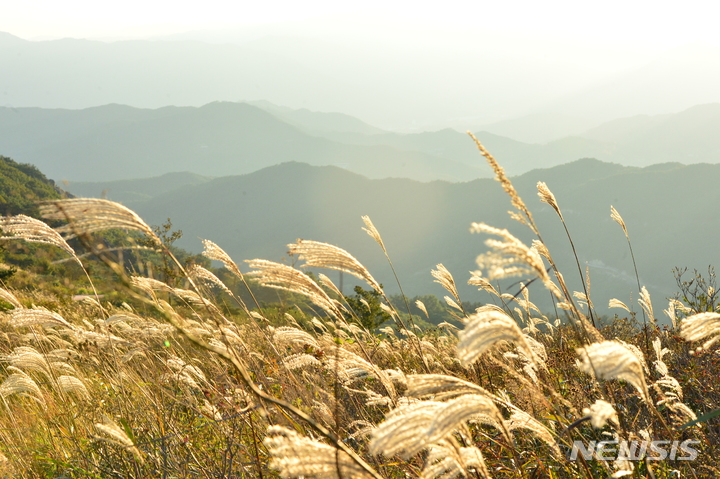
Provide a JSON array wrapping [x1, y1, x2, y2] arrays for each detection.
[[0, 137, 717, 478]]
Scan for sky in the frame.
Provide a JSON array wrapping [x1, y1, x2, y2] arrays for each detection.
[[3, 0, 720, 50], [3, 0, 720, 135]]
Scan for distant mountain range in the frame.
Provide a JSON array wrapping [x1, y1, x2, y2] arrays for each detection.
[[62, 159, 720, 320], [4, 31, 720, 137], [4, 100, 720, 183]]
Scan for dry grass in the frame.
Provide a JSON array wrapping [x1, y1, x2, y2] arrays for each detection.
[[0, 145, 717, 478]]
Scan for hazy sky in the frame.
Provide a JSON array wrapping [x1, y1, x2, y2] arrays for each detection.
[[4, 0, 720, 50]]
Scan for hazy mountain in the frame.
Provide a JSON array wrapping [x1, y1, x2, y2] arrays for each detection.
[[0, 31, 600, 131], [546, 43, 720, 124], [248, 100, 385, 136], [116, 159, 720, 320], [577, 103, 720, 165], [0, 102, 485, 182], [477, 113, 600, 144], [64, 172, 212, 206]]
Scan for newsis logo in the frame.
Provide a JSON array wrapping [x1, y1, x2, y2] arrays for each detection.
[[568, 440, 700, 461]]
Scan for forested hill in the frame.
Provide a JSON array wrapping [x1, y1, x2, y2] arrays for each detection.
[[0, 156, 69, 216]]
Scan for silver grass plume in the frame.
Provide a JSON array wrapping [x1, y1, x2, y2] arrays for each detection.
[[288, 239, 381, 292], [246, 259, 343, 319], [55, 376, 90, 399], [432, 264, 462, 306], [638, 287, 656, 325], [582, 399, 619, 428], [577, 341, 649, 401], [273, 326, 321, 350], [369, 400, 445, 458], [94, 416, 144, 463], [406, 374, 493, 402], [537, 181, 563, 219], [361, 215, 386, 254], [264, 425, 375, 479], [422, 440, 490, 479], [0, 214, 78, 259], [468, 272, 499, 296], [0, 288, 21, 309], [471, 223, 550, 285], [201, 239, 243, 278], [679, 312, 720, 349], [187, 263, 233, 295], [468, 133, 535, 227], [415, 300, 430, 319], [609, 298, 630, 312], [0, 367, 45, 405], [457, 306, 537, 367], [426, 394, 507, 444], [610, 206, 628, 238], [317, 273, 343, 297], [10, 308, 74, 330], [664, 299, 680, 329], [504, 410, 561, 458], [40, 198, 158, 242]]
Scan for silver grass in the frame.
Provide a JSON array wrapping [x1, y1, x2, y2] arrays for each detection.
[[94, 416, 144, 463], [415, 300, 430, 319], [265, 425, 374, 479], [432, 264, 462, 305], [40, 198, 158, 242], [468, 272, 499, 296], [457, 307, 535, 367], [426, 394, 505, 444], [201, 239, 243, 278], [666, 401, 697, 424], [0, 367, 44, 405], [577, 341, 649, 401], [246, 259, 343, 319], [273, 327, 321, 350], [288, 239, 382, 292], [531, 239, 551, 261], [361, 215, 387, 254], [537, 181, 562, 218], [664, 299, 680, 329], [617, 340, 649, 375], [504, 410, 561, 458], [609, 298, 630, 312], [610, 206, 629, 238], [654, 376, 684, 404], [679, 312, 720, 349], [444, 296, 463, 313], [283, 353, 322, 370], [652, 337, 671, 377], [3, 346, 51, 378], [317, 273, 343, 297], [404, 375, 501, 415], [0, 288, 21, 309], [0, 214, 77, 258], [471, 223, 549, 284], [573, 290, 594, 310], [369, 400, 445, 458], [422, 440, 489, 479], [638, 286, 656, 325], [56, 375, 90, 399], [582, 399, 618, 428], [10, 308, 74, 330], [187, 263, 233, 295]]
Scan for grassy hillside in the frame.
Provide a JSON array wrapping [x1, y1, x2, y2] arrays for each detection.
[[0, 152, 716, 477], [0, 155, 67, 216]]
